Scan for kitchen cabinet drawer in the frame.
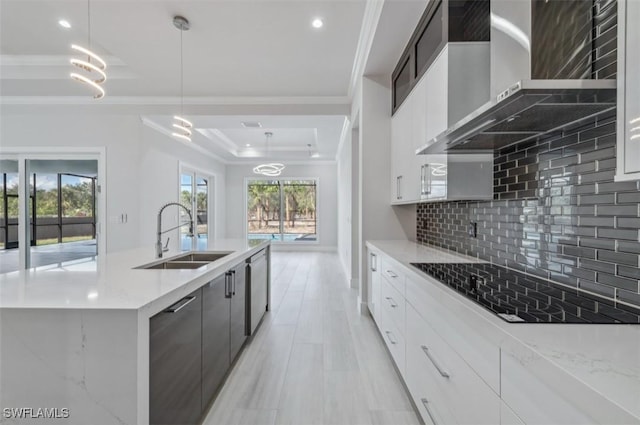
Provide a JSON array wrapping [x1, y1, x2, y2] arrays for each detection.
[[150, 288, 202, 425], [381, 277, 405, 337], [379, 305, 405, 374], [381, 256, 406, 296], [202, 274, 230, 409], [406, 322, 457, 424], [248, 249, 268, 336], [368, 248, 382, 322], [229, 262, 247, 362], [406, 303, 500, 425], [405, 274, 501, 393]]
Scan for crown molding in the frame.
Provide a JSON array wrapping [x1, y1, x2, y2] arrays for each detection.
[[347, 0, 385, 101], [0, 95, 350, 106], [334, 116, 352, 161], [1, 54, 126, 67], [228, 159, 337, 166]]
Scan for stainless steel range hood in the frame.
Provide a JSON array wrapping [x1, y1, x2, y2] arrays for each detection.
[[417, 0, 617, 155], [417, 79, 616, 154]]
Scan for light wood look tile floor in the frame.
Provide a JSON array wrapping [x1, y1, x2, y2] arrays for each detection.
[[203, 252, 420, 425]]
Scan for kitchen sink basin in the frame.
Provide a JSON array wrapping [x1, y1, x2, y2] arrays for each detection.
[[141, 261, 210, 270], [135, 251, 234, 270], [172, 252, 233, 262]]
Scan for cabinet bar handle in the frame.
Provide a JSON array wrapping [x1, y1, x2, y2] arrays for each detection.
[[231, 269, 236, 296], [225, 272, 232, 298], [371, 253, 377, 271], [421, 398, 439, 425], [421, 345, 450, 378], [385, 296, 398, 308], [384, 330, 397, 345], [386, 270, 398, 278], [165, 296, 196, 313]]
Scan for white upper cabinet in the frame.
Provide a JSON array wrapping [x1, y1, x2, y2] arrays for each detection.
[[390, 43, 493, 205], [617, 0, 640, 180], [390, 99, 417, 204], [424, 48, 448, 143]]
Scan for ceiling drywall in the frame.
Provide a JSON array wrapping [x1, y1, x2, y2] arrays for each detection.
[[0, 0, 428, 162]]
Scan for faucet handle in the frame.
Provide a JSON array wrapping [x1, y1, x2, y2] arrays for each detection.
[[163, 237, 170, 252]]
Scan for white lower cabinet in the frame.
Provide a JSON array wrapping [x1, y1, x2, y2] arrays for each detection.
[[366, 247, 634, 425], [381, 276, 405, 333], [405, 274, 501, 393], [405, 303, 500, 425], [368, 249, 381, 321], [379, 301, 405, 374]]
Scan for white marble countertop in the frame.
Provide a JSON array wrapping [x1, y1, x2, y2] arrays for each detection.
[[0, 239, 269, 316], [366, 239, 484, 264], [367, 239, 640, 421]]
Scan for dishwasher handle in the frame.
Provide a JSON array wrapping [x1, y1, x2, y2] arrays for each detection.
[[165, 296, 197, 313]]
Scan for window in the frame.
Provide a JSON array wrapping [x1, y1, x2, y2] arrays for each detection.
[[247, 179, 317, 246]]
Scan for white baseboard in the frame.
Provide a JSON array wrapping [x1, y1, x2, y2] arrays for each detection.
[[356, 296, 368, 316]]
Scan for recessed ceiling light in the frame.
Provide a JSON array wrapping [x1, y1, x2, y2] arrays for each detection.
[[246, 144, 251, 147], [58, 19, 71, 29], [312, 18, 323, 29]]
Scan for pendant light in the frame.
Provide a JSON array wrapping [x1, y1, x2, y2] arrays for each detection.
[[70, 0, 107, 99], [172, 16, 193, 142], [253, 132, 285, 176]]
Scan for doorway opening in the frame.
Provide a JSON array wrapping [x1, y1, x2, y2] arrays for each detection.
[[0, 156, 102, 274], [180, 167, 214, 251]]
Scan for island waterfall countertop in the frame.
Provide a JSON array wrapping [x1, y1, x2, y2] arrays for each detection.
[[0, 239, 270, 425], [0, 239, 269, 316], [367, 239, 640, 423]]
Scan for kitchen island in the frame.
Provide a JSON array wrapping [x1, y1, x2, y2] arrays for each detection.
[[0, 239, 270, 425]]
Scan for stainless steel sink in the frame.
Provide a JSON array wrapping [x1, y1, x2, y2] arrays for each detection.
[[142, 261, 210, 270], [172, 252, 233, 262], [135, 251, 234, 270]]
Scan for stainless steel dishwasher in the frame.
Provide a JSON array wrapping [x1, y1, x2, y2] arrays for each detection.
[[247, 249, 268, 335]]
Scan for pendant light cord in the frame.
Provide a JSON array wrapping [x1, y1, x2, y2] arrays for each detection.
[[87, 0, 91, 59], [180, 27, 184, 115]]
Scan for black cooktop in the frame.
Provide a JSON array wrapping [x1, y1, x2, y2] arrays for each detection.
[[410, 263, 640, 324]]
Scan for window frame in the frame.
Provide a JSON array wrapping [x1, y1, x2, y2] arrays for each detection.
[[178, 162, 216, 251], [244, 176, 320, 246]]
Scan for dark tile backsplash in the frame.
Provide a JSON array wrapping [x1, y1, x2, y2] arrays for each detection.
[[417, 111, 640, 308]]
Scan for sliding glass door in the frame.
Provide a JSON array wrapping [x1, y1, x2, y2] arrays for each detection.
[[247, 179, 317, 246], [0, 156, 101, 274], [180, 170, 211, 251], [0, 160, 19, 250]]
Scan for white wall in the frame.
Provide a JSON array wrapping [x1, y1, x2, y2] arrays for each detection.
[[337, 130, 352, 280], [0, 110, 226, 254], [337, 126, 362, 288], [138, 126, 226, 255], [225, 163, 337, 251], [357, 76, 414, 309]]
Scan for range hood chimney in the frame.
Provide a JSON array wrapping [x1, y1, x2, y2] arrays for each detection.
[[417, 0, 616, 155]]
